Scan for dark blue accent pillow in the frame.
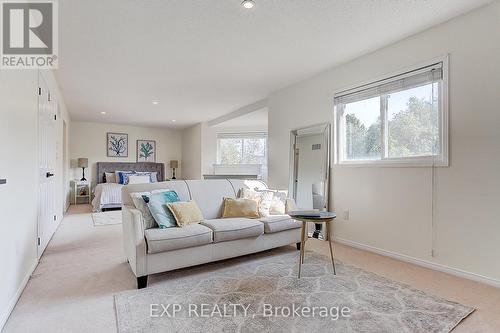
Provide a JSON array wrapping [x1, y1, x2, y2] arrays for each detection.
[[117, 171, 135, 184]]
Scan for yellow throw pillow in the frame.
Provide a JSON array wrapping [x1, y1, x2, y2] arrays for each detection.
[[222, 198, 260, 219], [167, 201, 204, 227]]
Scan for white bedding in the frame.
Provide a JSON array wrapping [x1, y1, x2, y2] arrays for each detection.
[[92, 183, 123, 212]]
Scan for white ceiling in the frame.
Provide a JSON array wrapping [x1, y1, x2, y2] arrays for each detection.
[[213, 108, 268, 129], [56, 0, 491, 129]]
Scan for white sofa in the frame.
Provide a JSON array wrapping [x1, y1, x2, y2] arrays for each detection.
[[121, 179, 302, 288]]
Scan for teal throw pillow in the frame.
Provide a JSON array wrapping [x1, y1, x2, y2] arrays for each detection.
[[147, 191, 180, 228]]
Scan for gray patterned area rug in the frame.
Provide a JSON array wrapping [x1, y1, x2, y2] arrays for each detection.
[[114, 248, 474, 333]]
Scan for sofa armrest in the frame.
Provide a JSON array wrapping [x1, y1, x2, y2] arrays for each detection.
[[122, 205, 148, 277]]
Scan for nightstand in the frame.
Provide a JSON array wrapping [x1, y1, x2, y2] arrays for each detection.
[[71, 180, 91, 205]]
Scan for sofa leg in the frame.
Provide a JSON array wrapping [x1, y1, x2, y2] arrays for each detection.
[[137, 275, 148, 289], [296, 242, 301, 251]]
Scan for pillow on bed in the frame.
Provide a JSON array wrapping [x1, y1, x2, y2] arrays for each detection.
[[105, 172, 117, 183], [116, 171, 135, 184], [150, 172, 158, 183], [126, 175, 151, 185], [134, 171, 158, 183]]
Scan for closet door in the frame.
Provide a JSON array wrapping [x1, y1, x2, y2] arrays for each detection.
[[37, 74, 57, 256]]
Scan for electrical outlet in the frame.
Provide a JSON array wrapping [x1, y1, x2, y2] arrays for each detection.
[[343, 210, 350, 221]]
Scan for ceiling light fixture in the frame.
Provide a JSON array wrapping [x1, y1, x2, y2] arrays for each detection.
[[241, 0, 255, 9], [171, 119, 177, 123], [152, 100, 160, 105], [100, 111, 106, 115]]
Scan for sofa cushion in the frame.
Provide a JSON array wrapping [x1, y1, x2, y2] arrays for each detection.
[[145, 224, 213, 253], [201, 218, 264, 243], [259, 215, 301, 234]]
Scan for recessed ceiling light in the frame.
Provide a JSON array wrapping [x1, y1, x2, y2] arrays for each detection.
[[100, 111, 106, 115], [241, 0, 255, 9], [172, 119, 177, 123], [152, 100, 160, 105]]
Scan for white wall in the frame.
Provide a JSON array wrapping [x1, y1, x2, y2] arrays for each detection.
[[70, 121, 182, 188], [268, 2, 500, 283], [181, 123, 202, 180], [200, 123, 217, 177], [0, 70, 70, 329]]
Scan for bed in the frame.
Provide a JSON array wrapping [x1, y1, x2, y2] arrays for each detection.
[[92, 162, 165, 212]]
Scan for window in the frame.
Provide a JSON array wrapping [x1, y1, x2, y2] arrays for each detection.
[[334, 59, 448, 166], [216, 132, 268, 179]]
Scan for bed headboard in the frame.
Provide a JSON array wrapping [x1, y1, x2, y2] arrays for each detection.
[[96, 162, 165, 184]]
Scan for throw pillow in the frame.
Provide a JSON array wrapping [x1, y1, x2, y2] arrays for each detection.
[[256, 189, 288, 215], [167, 201, 204, 226], [130, 191, 155, 229], [221, 197, 260, 219], [126, 175, 151, 185], [240, 188, 273, 217], [116, 171, 135, 184], [147, 191, 180, 228], [105, 172, 117, 183], [134, 171, 158, 183], [150, 172, 158, 183]]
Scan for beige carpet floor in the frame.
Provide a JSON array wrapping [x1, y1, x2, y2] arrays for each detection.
[[3, 205, 500, 332], [115, 249, 474, 332]]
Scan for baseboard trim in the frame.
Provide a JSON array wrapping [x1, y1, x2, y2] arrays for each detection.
[[0, 259, 39, 331], [334, 237, 500, 289]]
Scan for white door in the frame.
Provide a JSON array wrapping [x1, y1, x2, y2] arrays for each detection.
[[38, 75, 57, 256]]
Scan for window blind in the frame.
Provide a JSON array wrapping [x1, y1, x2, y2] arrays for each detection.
[[334, 63, 443, 105], [216, 132, 267, 139]]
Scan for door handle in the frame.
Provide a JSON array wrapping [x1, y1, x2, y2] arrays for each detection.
[[46, 172, 55, 178]]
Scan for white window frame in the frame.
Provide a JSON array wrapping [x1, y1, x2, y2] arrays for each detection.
[[333, 56, 449, 167], [216, 132, 268, 165]]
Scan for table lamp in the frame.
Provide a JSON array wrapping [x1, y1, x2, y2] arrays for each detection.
[[170, 160, 178, 179], [78, 158, 88, 181]]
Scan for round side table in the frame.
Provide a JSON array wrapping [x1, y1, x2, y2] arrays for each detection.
[[290, 212, 337, 278]]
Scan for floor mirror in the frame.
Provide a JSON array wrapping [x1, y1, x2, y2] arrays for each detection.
[[289, 123, 331, 239]]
